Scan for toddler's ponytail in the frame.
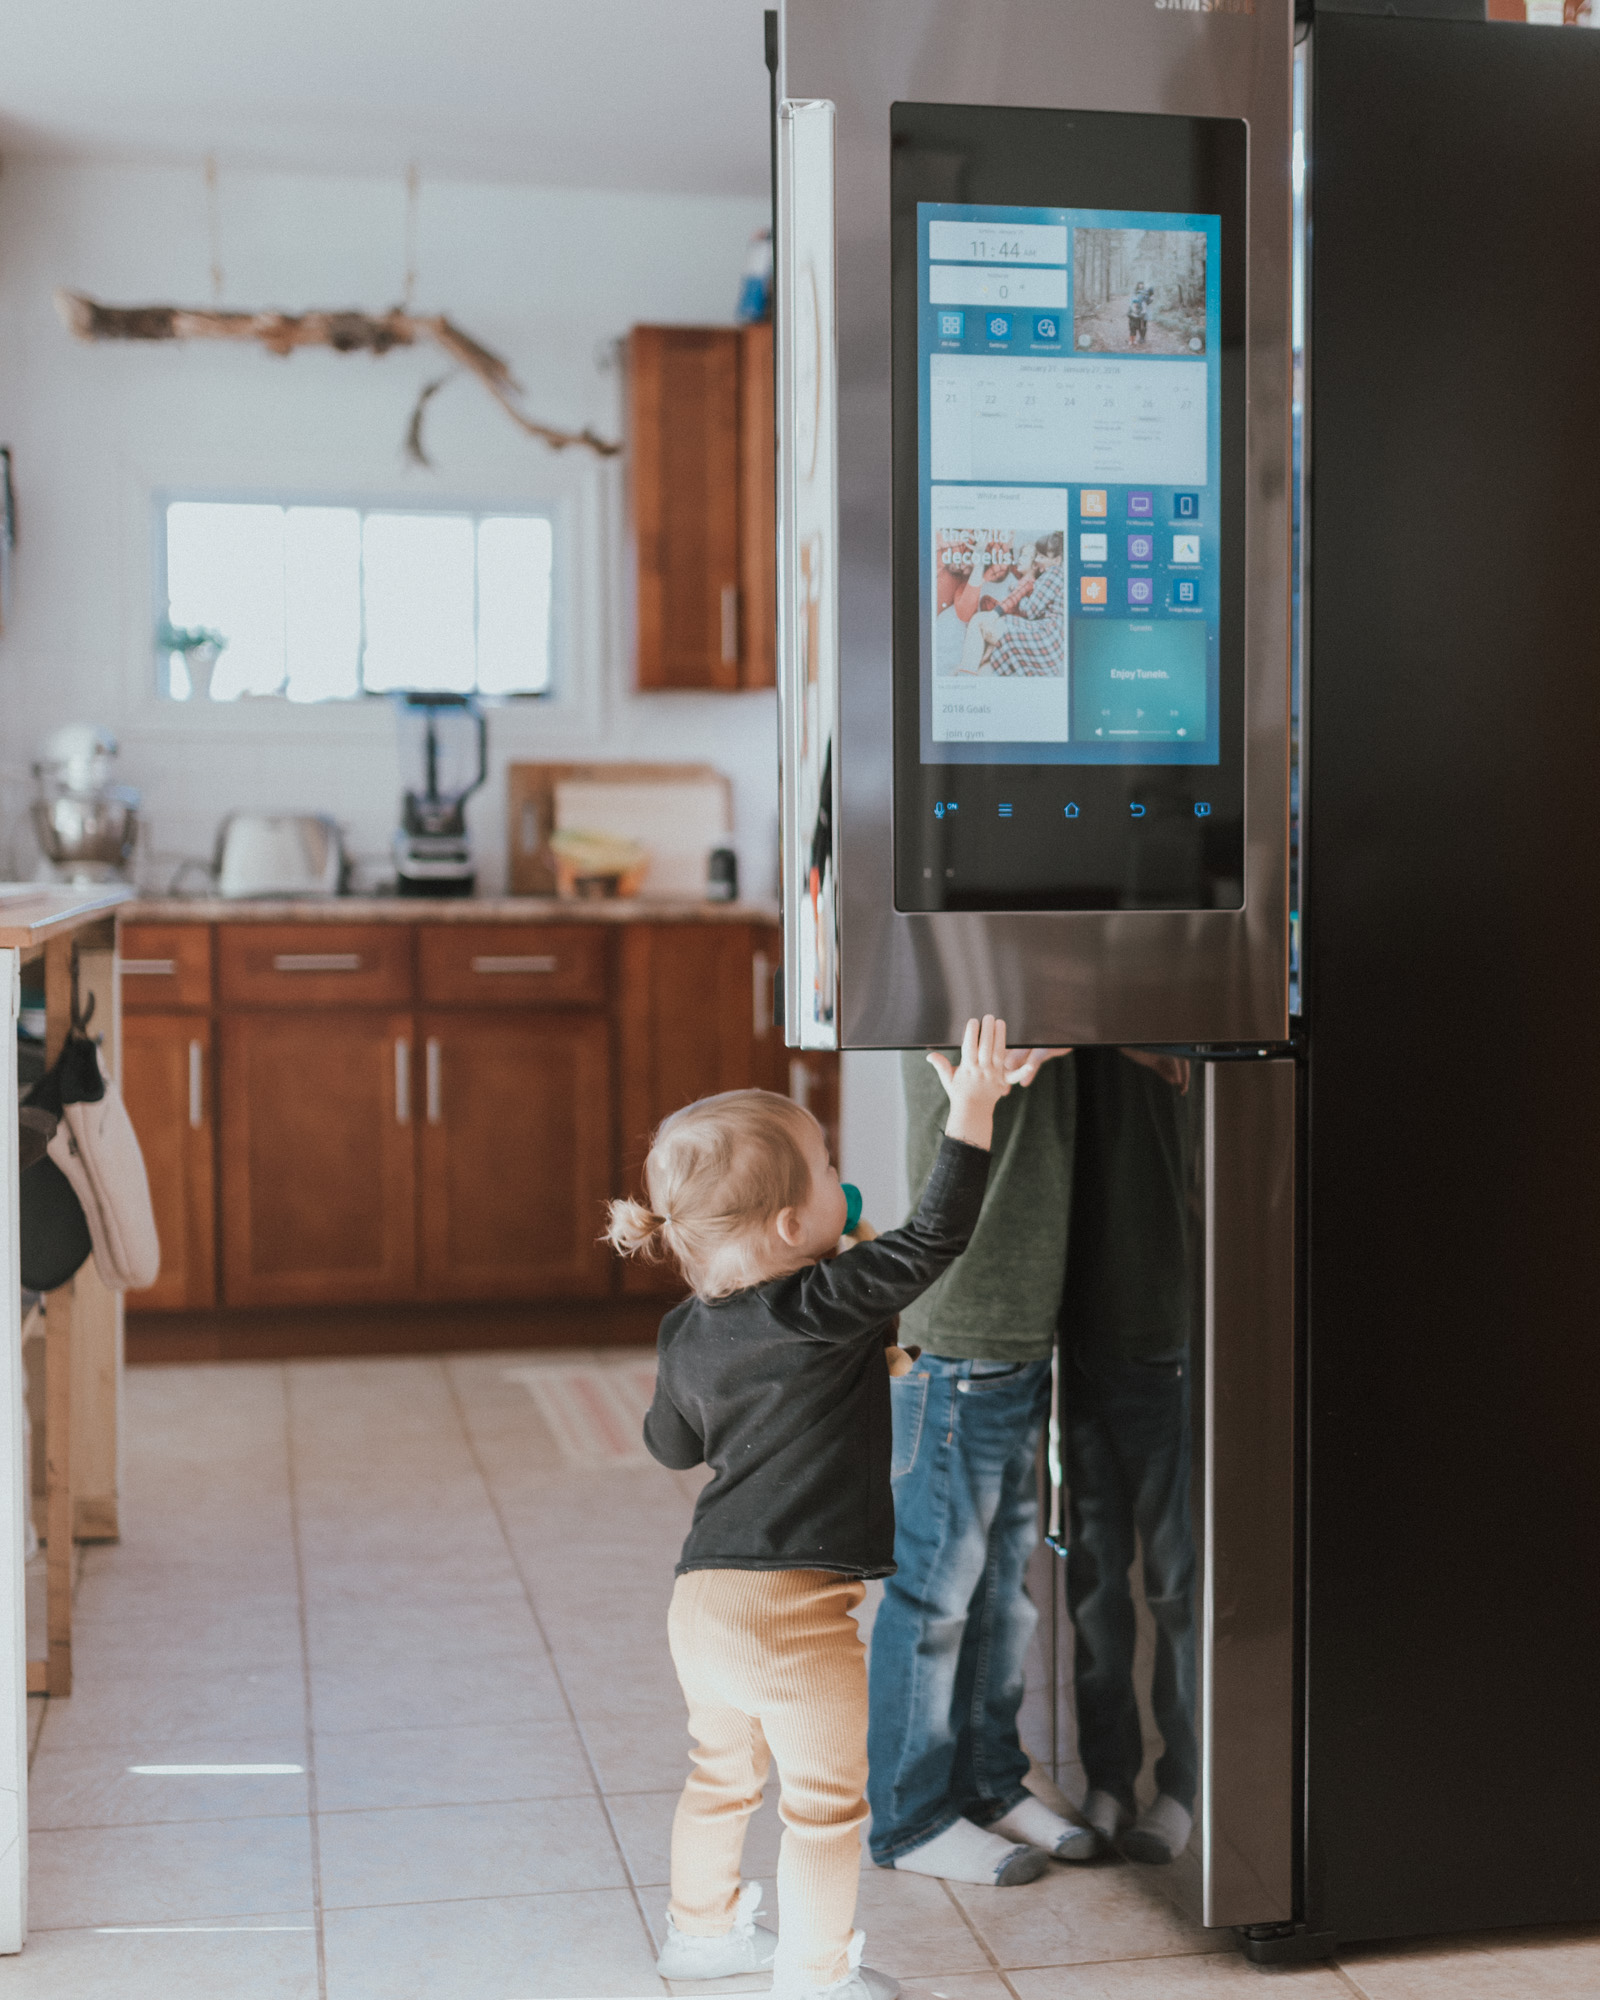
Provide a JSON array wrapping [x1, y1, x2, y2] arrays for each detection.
[[605, 1195, 670, 1263], [601, 1088, 817, 1299]]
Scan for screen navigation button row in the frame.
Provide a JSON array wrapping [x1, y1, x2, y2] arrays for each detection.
[[1053, 799, 1214, 822]]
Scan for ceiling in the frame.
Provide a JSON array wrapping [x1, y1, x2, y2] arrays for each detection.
[[0, 0, 773, 197]]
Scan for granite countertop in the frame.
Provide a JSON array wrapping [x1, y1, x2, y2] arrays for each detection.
[[121, 895, 781, 926]]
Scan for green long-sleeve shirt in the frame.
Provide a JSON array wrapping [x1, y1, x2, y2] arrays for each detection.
[[897, 1048, 1076, 1363], [898, 1046, 1201, 1365]]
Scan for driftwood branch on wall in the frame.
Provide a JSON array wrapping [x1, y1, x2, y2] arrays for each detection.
[[53, 290, 620, 466]]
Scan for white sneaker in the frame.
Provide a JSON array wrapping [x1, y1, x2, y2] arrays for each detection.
[[656, 1879, 779, 1979], [1120, 1794, 1193, 1866], [772, 1928, 900, 2000]]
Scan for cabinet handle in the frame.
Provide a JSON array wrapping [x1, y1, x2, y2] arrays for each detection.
[[471, 955, 558, 975], [123, 958, 176, 978], [272, 952, 362, 973], [753, 951, 771, 1039], [426, 1036, 442, 1126], [394, 1038, 410, 1125], [188, 1040, 204, 1130], [721, 583, 740, 666]]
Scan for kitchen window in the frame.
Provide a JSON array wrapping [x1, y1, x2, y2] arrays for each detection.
[[157, 499, 555, 702]]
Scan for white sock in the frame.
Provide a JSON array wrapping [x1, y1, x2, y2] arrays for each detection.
[[1124, 1793, 1193, 1863], [989, 1793, 1098, 1858], [1083, 1788, 1134, 1842], [892, 1816, 1042, 1886]]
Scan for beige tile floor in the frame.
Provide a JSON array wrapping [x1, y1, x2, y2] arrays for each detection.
[[11, 1348, 1599, 1998]]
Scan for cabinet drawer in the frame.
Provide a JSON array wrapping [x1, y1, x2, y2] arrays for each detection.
[[418, 925, 607, 1007], [218, 924, 414, 1007], [120, 924, 214, 1010]]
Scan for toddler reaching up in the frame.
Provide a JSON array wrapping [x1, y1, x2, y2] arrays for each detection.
[[608, 1017, 1022, 2000]]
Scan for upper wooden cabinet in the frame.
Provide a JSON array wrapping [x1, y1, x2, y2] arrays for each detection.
[[628, 323, 775, 692]]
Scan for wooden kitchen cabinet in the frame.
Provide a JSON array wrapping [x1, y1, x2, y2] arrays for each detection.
[[120, 923, 214, 1011], [738, 321, 776, 689], [218, 922, 412, 1008], [418, 1010, 612, 1301], [120, 1013, 216, 1311], [628, 323, 775, 691], [418, 923, 607, 1008], [121, 913, 830, 1332], [617, 922, 783, 1296], [220, 1010, 417, 1307]]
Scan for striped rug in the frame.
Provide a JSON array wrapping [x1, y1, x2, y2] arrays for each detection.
[[502, 1361, 659, 1464]]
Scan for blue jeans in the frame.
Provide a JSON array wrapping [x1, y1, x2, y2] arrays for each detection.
[[1064, 1348, 1198, 1813], [866, 1354, 1053, 1864]]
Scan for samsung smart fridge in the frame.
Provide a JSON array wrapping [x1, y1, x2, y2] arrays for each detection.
[[773, 0, 1600, 1962]]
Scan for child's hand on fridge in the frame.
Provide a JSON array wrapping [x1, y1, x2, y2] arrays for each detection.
[[927, 1015, 1014, 1151]]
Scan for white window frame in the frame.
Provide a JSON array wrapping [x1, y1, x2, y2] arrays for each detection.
[[151, 490, 564, 705]]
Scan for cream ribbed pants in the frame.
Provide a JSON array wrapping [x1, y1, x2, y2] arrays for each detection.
[[667, 1567, 869, 1988]]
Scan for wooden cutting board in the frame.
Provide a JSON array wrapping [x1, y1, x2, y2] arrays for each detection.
[[506, 762, 732, 897]]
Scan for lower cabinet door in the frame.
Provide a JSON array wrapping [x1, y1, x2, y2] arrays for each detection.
[[221, 1010, 417, 1306], [617, 923, 769, 1298], [121, 1012, 216, 1311], [418, 1010, 613, 1300]]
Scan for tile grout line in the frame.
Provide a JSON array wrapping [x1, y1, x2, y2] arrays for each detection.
[[934, 1877, 1026, 2000], [438, 1355, 669, 1990], [282, 1360, 330, 2000], [1329, 1957, 1375, 1998]]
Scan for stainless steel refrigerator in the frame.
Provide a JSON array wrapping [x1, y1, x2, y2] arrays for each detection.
[[773, 0, 1600, 1960]]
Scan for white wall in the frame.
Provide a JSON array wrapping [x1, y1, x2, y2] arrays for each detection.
[[0, 158, 775, 894]]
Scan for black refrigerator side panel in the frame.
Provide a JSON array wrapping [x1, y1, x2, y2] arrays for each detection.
[[1305, 17, 1600, 1944]]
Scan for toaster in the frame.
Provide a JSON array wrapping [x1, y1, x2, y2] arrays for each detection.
[[215, 815, 345, 899]]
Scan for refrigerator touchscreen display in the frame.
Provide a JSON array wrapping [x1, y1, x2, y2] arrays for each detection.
[[892, 104, 1247, 913], [922, 204, 1218, 761]]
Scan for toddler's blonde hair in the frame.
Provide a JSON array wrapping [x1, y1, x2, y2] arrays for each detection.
[[606, 1088, 818, 1299]]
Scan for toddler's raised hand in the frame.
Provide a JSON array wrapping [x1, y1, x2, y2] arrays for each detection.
[[926, 1015, 1014, 1152]]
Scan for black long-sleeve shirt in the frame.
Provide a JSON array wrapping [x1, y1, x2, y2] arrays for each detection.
[[643, 1135, 990, 1578]]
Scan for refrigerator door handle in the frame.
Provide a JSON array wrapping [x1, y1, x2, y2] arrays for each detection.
[[776, 94, 840, 1051]]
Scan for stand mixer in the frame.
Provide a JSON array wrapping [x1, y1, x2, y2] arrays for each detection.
[[30, 724, 140, 884], [392, 694, 487, 898]]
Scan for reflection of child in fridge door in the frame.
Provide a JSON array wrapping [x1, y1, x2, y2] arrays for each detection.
[[957, 532, 1065, 679]]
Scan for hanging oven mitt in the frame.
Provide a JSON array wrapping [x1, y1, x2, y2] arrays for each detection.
[[839, 1188, 922, 1378]]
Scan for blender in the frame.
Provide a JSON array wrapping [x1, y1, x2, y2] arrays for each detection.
[[392, 694, 487, 897]]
